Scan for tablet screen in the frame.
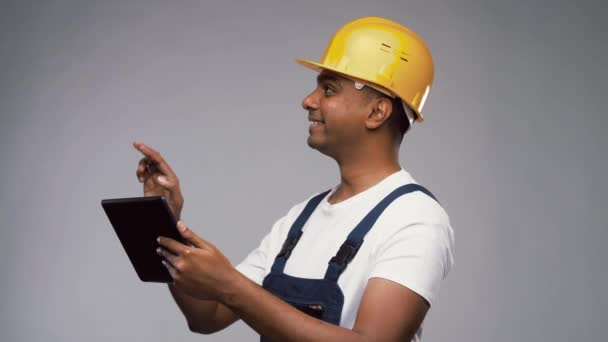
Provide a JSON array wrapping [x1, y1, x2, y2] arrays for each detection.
[[101, 196, 185, 282]]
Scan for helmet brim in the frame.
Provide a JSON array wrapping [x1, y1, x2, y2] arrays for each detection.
[[294, 58, 325, 73]]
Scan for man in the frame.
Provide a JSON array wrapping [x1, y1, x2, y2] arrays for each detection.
[[134, 16, 454, 341]]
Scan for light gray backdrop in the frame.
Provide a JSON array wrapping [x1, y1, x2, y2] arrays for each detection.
[[1, 0, 606, 341]]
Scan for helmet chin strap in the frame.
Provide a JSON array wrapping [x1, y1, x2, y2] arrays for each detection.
[[354, 81, 415, 126], [401, 101, 415, 126]]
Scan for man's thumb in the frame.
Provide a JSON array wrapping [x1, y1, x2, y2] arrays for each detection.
[[177, 221, 204, 248], [157, 175, 169, 186]]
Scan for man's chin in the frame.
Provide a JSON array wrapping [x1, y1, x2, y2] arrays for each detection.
[[307, 137, 332, 157], [307, 136, 320, 150]]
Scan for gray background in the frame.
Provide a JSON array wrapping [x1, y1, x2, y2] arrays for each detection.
[[1, 0, 606, 341]]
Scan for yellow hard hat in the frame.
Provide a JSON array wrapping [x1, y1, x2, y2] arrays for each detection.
[[296, 16, 434, 122]]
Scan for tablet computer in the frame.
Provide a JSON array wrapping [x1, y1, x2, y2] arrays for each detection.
[[101, 196, 185, 283]]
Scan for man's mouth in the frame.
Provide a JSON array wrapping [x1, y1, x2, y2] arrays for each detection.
[[308, 117, 325, 126]]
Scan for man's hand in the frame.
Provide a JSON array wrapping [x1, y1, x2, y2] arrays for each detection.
[[157, 221, 239, 302], [133, 141, 184, 219]]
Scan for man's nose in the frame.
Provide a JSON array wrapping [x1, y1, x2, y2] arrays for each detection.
[[301, 88, 320, 111]]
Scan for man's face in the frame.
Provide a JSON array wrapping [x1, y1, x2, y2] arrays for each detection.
[[301, 70, 374, 158]]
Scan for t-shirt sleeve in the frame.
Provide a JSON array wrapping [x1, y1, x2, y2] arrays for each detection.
[[368, 220, 454, 307], [234, 216, 285, 286]]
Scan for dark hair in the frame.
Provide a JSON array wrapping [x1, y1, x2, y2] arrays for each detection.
[[388, 96, 410, 139]]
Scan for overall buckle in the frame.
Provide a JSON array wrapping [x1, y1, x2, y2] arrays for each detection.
[[329, 240, 363, 270], [276, 231, 303, 259]]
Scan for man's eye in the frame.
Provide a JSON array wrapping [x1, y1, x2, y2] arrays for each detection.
[[322, 85, 335, 95]]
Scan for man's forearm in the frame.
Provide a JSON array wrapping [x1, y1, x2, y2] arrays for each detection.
[[219, 272, 370, 342], [168, 284, 220, 333]]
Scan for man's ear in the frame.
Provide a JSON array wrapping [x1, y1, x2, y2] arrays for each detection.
[[365, 97, 393, 130]]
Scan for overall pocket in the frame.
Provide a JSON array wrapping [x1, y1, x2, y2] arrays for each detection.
[[289, 302, 325, 320]]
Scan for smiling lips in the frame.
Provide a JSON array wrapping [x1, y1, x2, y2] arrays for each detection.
[[308, 118, 324, 132], [309, 119, 324, 130], [308, 117, 324, 124]]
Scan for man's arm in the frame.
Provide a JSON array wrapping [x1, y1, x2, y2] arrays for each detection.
[[221, 270, 428, 341], [159, 224, 429, 341], [133, 141, 240, 333], [167, 284, 239, 334]]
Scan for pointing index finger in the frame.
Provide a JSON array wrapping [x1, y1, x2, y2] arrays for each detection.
[[133, 141, 159, 160], [132, 141, 175, 176]]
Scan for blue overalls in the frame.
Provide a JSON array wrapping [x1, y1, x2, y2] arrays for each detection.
[[260, 184, 437, 341]]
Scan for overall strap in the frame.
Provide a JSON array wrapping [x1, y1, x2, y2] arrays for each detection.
[[324, 184, 438, 282], [270, 189, 331, 274]]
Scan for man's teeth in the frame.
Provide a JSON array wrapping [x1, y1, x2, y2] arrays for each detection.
[[310, 121, 323, 125]]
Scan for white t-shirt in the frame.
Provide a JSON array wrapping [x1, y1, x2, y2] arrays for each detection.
[[236, 169, 454, 341]]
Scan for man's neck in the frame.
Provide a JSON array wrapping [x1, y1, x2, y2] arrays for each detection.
[[328, 159, 401, 205]]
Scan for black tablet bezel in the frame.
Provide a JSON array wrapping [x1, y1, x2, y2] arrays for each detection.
[[101, 196, 185, 283]]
